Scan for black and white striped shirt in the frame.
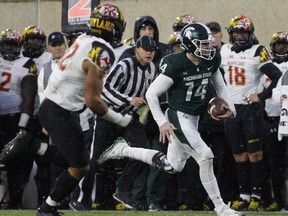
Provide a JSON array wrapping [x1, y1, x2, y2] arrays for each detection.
[[102, 56, 156, 112]]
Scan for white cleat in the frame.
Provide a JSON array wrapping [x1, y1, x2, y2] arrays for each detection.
[[97, 137, 129, 165], [215, 204, 245, 216]]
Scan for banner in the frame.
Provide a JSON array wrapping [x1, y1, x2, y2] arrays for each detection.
[[62, 0, 100, 34]]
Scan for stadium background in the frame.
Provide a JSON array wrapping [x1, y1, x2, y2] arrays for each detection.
[[0, 0, 287, 209], [0, 0, 287, 47]]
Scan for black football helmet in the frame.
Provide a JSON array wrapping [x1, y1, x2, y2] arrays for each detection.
[[270, 31, 288, 62], [0, 29, 22, 61], [172, 14, 196, 32], [227, 15, 255, 50], [89, 3, 126, 45], [180, 23, 216, 60], [22, 25, 46, 58]]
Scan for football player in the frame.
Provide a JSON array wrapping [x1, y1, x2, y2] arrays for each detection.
[[97, 23, 244, 216], [0, 29, 37, 209], [220, 15, 282, 211], [263, 31, 288, 211], [0, 3, 132, 216]]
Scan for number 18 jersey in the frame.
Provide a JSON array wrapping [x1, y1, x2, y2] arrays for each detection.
[[220, 44, 272, 104]]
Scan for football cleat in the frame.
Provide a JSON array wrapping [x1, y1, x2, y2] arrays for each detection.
[[97, 137, 129, 165], [0, 129, 33, 163], [113, 190, 136, 210], [231, 199, 250, 211], [215, 204, 245, 216], [247, 198, 263, 211], [265, 200, 281, 211]]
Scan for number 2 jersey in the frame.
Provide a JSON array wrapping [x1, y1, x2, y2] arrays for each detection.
[[160, 50, 221, 115], [44, 33, 115, 112], [220, 44, 275, 105], [0, 57, 36, 115]]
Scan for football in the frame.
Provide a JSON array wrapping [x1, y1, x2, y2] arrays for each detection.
[[208, 97, 229, 117]]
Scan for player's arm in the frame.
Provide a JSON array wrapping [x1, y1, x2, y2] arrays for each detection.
[[258, 62, 282, 101], [146, 74, 175, 143], [83, 59, 131, 127], [19, 59, 38, 129], [211, 69, 236, 117]]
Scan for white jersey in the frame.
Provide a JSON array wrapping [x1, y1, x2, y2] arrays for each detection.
[[221, 44, 271, 104], [44, 33, 115, 112], [264, 61, 288, 116], [0, 57, 37, 115], [34, 51, 52, 75]]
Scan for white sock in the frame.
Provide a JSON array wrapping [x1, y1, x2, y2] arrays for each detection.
[[122, 147, 159, 166], [37, 142, 48, 156], [199, 159, 225, 209], [240, 194, 251, 202], [46, 196, 59, 207]]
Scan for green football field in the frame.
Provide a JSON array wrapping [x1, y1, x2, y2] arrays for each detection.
[[0, 210, 286, 216]]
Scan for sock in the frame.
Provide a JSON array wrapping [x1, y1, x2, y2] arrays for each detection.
[[236, 161, 251, 195], [122, 147, 159, 166], [198, 159, 224, 209], [37, 142, 48, 155], [240, 194, 251, 202], [251, 160, 265, 199], [46, 196, 59, 207], [50, 170, 79, 202]]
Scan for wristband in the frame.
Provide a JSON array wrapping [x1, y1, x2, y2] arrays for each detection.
[[18, 113, 30, 128], [101, 109, 122, 125]]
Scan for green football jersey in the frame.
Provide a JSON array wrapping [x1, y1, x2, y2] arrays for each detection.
[[159, 50, 221, 115]]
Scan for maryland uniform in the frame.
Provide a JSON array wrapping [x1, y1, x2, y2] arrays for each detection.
[[221, 44, 272, 105], [0, 57, 37, 115], [44, 33, 115, 112], [220, 43, 281, 154]]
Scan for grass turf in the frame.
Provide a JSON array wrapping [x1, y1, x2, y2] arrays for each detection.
[[0, 210, 286, 216]]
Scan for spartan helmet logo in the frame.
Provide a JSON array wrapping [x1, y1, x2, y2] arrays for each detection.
[[281, 108, 288, 116], [183, 27, 195, 40]]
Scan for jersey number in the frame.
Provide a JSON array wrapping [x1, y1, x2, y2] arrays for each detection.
[[185, 78, 208, 101], [0, 72, 12, 92], [59, 43, 80, 71], [228, 66, 245, 85]]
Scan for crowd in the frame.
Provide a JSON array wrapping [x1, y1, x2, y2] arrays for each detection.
[[0, 2, 288, 216]]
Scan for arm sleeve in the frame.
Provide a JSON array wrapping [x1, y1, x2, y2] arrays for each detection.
[[146, 74, 173, 127], [211, 69, 237, 116], [258, 62, 282, 101]]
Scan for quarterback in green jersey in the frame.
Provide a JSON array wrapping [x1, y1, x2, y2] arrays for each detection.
[[97, 23, 242, 216]]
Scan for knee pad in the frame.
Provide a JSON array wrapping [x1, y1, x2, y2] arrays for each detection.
[[152, 152, 178, 174], [199, 148, 214, 162]]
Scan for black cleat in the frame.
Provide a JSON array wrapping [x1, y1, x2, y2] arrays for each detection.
[[0, 129, 34, 163], [69, 200, 91, 211], [113, 190, 137, 210], [37, 204, 63, 216]]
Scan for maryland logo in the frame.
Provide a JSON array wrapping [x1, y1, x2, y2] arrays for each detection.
[[90, 18, 115, 32], [88, 47, 111, 71], [259, 47, 272, 63]]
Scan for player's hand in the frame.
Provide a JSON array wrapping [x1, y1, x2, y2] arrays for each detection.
[[130, 97, 147, 107], [159, 122, 176, 143], [215, 105, 234, 120], [244, 94, 260, 104], [280, 95, 287, 104]]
